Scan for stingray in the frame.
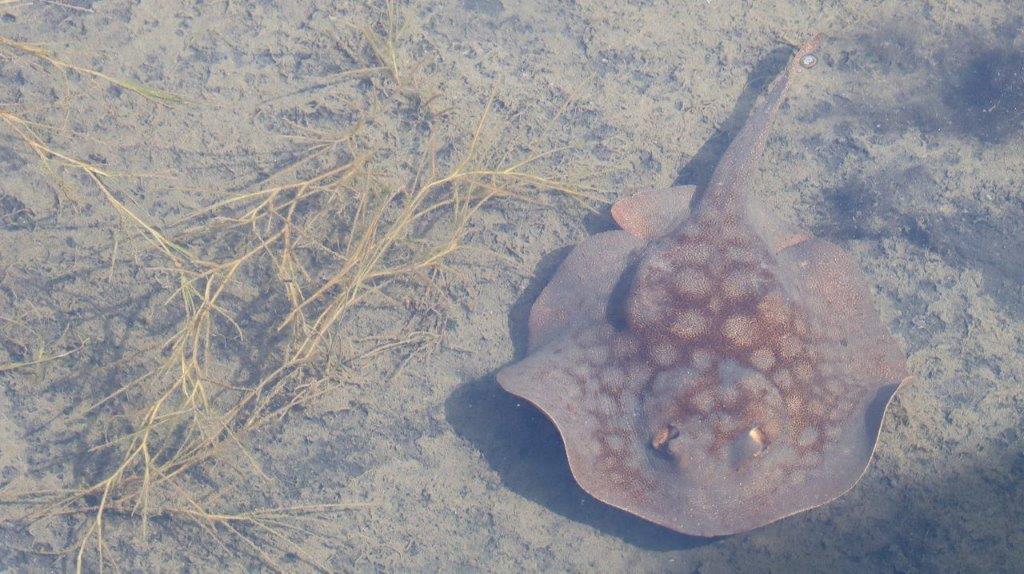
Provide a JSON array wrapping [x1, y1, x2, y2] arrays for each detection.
[[496, 35, 912, 536]]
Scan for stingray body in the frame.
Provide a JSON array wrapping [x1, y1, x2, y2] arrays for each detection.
[[497, 35, 911, 536]]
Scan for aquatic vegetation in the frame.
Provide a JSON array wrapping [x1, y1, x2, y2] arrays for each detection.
[[0, 8, 594, 571], [0, 36, 183, 104]]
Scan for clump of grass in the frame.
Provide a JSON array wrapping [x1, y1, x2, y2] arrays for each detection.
[[1, 7, 601, 571], [353, 2, 442, 113], [28, 99, 586, 571]]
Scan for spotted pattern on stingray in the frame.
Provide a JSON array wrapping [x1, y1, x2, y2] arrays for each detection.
[[627, 217, 853, 475], [496, 34, 910, 537], [563, 326, 658, 500]]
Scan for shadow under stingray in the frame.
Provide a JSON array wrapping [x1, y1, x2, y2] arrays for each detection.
[[447, 373, 709, 550], [445, 44, 798, 548], [445, 253, 708, 550]]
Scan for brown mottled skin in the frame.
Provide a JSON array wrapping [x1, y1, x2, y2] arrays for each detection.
[[497, 35, 912, 536]]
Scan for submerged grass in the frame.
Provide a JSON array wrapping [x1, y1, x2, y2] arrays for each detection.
[[0, 7, 599, 572], [0, 36, 184, 103], [0, 346, 83, 374]]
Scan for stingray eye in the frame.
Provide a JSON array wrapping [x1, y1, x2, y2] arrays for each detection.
[[747, 426, 767, 453], [728, 426, 769, 469], [800, 53, 818, 69], [650, 424, 679, 451]]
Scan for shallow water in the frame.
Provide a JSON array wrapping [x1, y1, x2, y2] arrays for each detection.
[[1, 1, 1022, 572]]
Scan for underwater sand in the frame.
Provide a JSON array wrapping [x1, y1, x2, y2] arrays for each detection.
[[1, 0, 1023, 571]]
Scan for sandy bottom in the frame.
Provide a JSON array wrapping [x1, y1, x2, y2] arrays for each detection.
[[1, 1, 1022, 572]]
